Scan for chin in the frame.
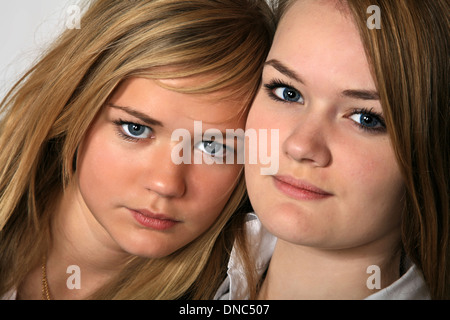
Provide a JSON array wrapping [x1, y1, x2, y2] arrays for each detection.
[[125, 243, 179, 259], [257, 203, 325, 242], [115, 233, 181, 259]]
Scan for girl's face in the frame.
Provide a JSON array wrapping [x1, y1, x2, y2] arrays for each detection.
[[76, 77, 245, 258], [246, 0, 405, 250]]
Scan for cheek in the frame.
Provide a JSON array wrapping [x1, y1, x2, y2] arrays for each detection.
[[246, 96, 272, 131], [181, 165, 242, 239], [76, 127, 129, 210], [337, 138, 403, 196], [190, 165, 242, 213], [244, 165, 265, 213], [245, 100, 285, 211], [334, 140, 405, 231]]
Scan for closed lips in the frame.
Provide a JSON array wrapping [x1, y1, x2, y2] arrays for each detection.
[[273, 175, 332, 200]]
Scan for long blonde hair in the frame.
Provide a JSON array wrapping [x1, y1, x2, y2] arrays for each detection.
[[0, 0, 275, 299], [269, 0, 449, 300]]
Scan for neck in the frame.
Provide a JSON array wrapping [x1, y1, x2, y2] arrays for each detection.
[[258, 236, 402, 300], [44, 179, 131, 299]]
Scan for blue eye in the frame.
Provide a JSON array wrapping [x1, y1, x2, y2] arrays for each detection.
[[114, 120, 153, 140], [264, 80, 304, 104], [196, 140, 231, 158], [350, 114, 379, 128], [274, 87, 303, 103], [349, 109, 386, 133], [122, 123, 152, 138]]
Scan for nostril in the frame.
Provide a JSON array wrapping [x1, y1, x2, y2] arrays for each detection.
[[145, 173, 186, 198], [282, 130, 332, 168]]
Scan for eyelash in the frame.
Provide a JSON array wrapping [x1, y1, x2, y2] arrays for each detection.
[[264, 79, 302, 104], [112, 120, 236, 157], [195, 140, 235, 159], [113, 119, 152, 142], [263, 79, 386, 134], [349, 108, 386, 134]]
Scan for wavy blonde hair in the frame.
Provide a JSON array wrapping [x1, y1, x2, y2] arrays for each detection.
[[0, 0, 275, 299]]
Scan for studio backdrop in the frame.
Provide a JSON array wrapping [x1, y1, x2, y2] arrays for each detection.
[[0, 0, 82, 101]]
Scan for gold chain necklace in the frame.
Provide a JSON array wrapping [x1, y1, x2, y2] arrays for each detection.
[[41, 256, 51, 300]]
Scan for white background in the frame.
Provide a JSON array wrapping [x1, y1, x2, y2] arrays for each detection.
[[0, 0, 81, 100]]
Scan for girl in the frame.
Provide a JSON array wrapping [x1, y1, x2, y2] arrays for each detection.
[[216, 0, 449, 300], [0, 0, 275, 299]]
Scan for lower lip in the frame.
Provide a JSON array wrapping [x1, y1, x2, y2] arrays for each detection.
[[273, 177, 332, 201], [130, 210, 179, 231]]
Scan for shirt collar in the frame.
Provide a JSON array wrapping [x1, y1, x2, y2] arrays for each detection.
[[216, 213, 430, 300]]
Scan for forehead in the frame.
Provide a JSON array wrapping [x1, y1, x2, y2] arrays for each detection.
[[269, 0, 375, 91], [110, 77, 246, 126]]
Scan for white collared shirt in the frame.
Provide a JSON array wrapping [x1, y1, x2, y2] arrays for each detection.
[[1, 289, 17, 300], [214, 213, 431, 300]]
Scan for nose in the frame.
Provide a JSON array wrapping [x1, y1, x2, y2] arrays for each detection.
[[282, 114, 332, 167], [143, 144, 187, 198]]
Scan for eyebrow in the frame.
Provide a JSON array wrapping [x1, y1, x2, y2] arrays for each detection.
[[341, 89, 379, 100], [266, 59, 379, 101], [107, 103, 243, 140], [107, 103, 164, 127], [265, 59, 305, 84]]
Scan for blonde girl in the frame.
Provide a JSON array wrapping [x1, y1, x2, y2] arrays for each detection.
[[0, 0, 275, 299]]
